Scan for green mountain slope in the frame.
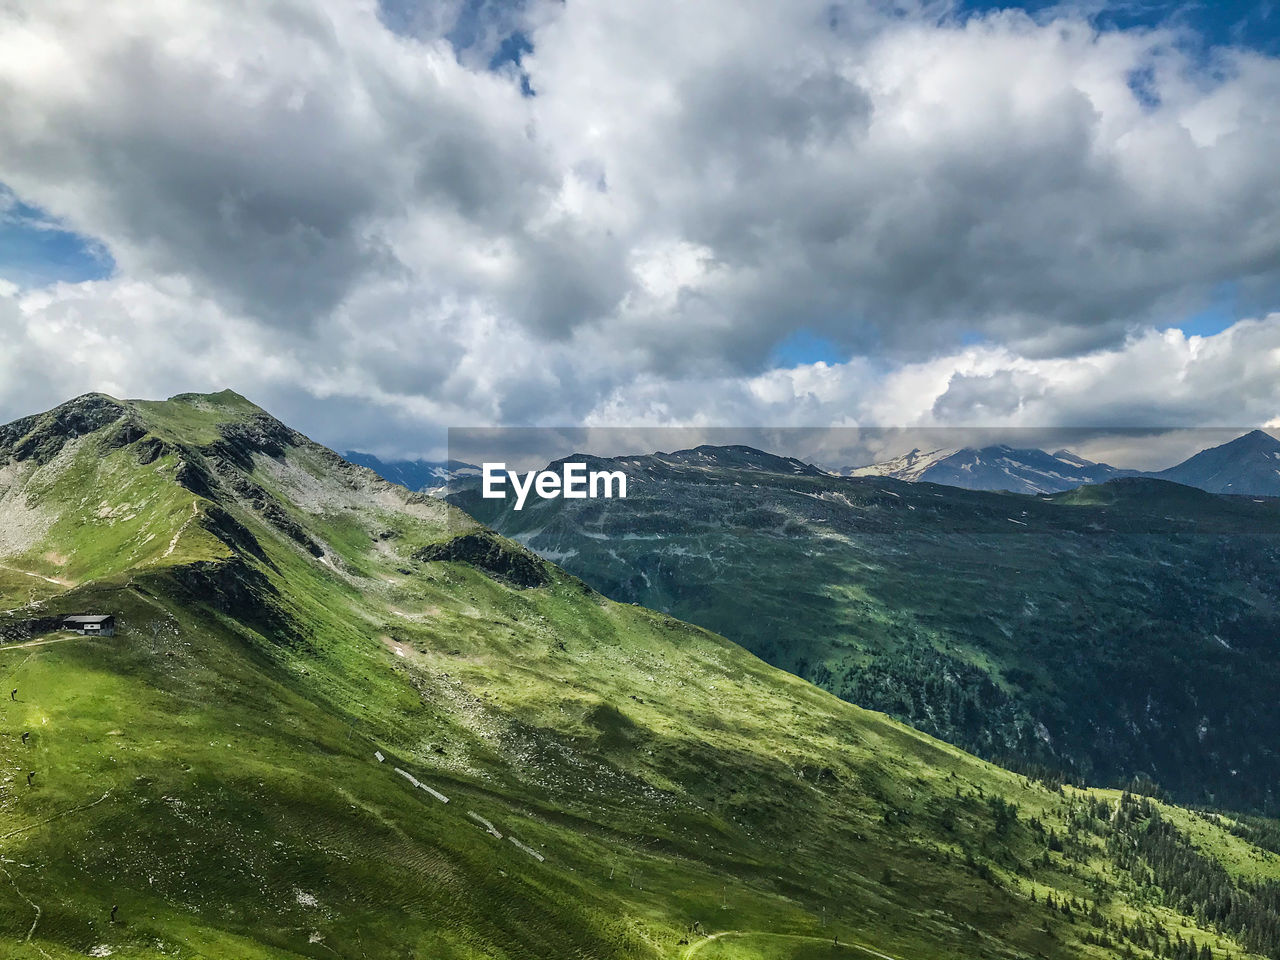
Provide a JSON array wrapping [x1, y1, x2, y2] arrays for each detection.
[[1, 394, 1277, 959], [453, 448, 1280, 813]]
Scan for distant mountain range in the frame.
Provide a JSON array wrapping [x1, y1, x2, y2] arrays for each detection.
[[453, 441, 1280, 811], [353, 431, 1280, 498], [343, 451, 479, 491], [839, 429, 1280, 496]]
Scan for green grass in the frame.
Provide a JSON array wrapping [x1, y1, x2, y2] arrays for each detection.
[[0, 392, 1276, 959]]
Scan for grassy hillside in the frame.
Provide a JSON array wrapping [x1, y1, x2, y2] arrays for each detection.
[[0, 393, 1277, 959], [452, 449, 1280, 813]]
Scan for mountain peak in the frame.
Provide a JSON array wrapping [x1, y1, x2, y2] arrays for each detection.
[[1238, 428, 1280, 447], [159, 388, 266, 413], [70, 390, 125, 406], [1156, 429, 1280, 495]]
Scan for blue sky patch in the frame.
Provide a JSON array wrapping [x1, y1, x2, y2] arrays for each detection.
[[956, 1, 1279, 56], [0, 186, 114, 288], [1177, 281, 1237, 337], [770, 330, 846, 367]]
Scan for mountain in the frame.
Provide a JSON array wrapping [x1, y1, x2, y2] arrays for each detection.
[[841, 444, 1133, 493], [343, 451, 480, 491], [4, 393, 1279, 959], [641, 444, 825, 476], [839, 446, 957, 481], [1155, 429, 1280, 496], [455, 445, 1280, 813]]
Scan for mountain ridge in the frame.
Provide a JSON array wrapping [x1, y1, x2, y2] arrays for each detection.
[[840, 430, 1280, 496], [355, 431, 1280, 499]]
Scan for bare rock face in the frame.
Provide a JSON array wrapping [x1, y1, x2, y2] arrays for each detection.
[[202, 414, 305, 470]]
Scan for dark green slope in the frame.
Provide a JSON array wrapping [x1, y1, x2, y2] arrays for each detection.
[[453, 448, 1280, 812], [1, 395, 1278, 959]]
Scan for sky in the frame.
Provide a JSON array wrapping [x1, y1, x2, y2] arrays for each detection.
[[1, 0, 1279, 462]]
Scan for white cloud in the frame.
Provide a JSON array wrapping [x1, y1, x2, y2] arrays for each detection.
[[1, 0, 1279, 453]]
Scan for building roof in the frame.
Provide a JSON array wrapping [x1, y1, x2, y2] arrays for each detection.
[[60, 615, 114, 624]]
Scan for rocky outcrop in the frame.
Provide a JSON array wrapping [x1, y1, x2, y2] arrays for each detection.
[[162, 557, 295, 641], [201, 414, 307, 471], [200, 505, 268, 562], [413, 531, 550, 588]]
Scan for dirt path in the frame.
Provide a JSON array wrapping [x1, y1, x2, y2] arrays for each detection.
[[0, 790, 113, 844], [0, 634, 84, 653], [161, 500, 200, 559], [682, 930, 900, 960], [0, 564, 70, 587]]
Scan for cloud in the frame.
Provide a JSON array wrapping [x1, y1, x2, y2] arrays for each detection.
[[930, 369, 1048, 421], [525, 2, 1280, 363], [0, 0, 551, 325], [1, 0, 1280, 454]]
